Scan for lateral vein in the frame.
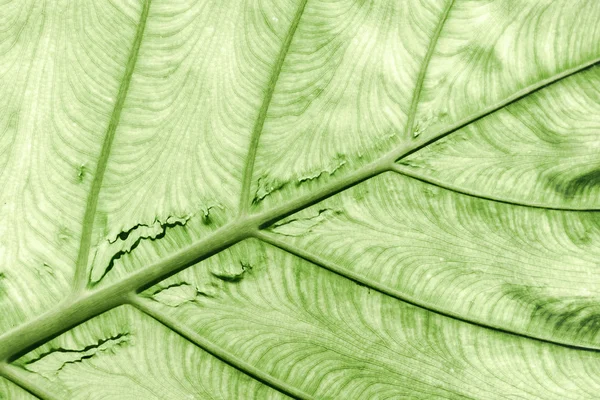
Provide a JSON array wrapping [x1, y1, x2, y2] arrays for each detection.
[[0, 31, 598, 372], [404, 0, 455, 139], [392, 164, 600, 212], [391, 57, 600, 162], [130, 295, 313, 400], [72, 0, 152, 291], [255, 231, 600, 353], [238, 0, 309, 215], [253, 57, 600, 226], [0, 362, 67, 400]]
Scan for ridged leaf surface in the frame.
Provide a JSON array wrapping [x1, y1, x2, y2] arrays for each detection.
[[0, 0, 599, 399]]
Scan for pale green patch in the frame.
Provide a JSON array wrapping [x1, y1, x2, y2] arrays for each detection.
[[0, 0, 599, 399]]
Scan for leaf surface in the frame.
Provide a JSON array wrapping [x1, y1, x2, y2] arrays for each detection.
[[0, 378, 37, 400], [0, 0, 599, 399]]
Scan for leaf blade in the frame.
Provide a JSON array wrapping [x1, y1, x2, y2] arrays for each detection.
[[72, 0, 152, 291], [141, 240, 600, 399], [266, 172, 600, 349], [2, 0, 600, 398]]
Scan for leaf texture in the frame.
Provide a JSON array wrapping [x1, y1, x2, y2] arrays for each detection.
[[0, 0, 599, 399], [0, 377, 36, 400]]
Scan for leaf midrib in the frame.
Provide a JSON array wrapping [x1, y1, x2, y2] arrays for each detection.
[[2, 0, 600, 397], [0, 55, 598, 367]]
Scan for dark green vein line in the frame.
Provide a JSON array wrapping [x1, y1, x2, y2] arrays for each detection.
[[254, 56, 600, 228], [2, 55, 599, 379], [392, 57, 600, 162], [255, 161, 389, 228], [0, 220, 247, 363], [129, 296, 312, 400], [256, 231, 600, 353], [0, 362, 66, 400], [238, 0, 308, 215], [392, 164, 600, 212], [72, 0, 151, 291], [404, 0, 454, 138]]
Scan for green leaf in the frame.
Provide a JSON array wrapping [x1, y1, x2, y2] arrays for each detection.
[[0, 377, 37, 400], [1, 0, 599, 399]]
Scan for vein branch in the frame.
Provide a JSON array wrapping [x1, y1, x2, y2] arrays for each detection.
[[0, 362, 66, 400], [253, 57, 600, 226], [404, 0, 454, 138], [238, 0, 308, 215], [0, 220, 249, 363], [391, 57, 600, 162], [392, 164, 600, 211], [255, 231, 600, 353], [0, 34, 598, 375], [72, 0, 151, 291], [129, 295, 314, 400]]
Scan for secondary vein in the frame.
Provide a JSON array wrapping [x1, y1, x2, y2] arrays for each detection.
[[254, 56, 600, 226], [130, 296, 314, 400], [256, 231, 600, 353], [404, 0, 455, 139], [72, 0, 151, 291], [0, 362, 66, 400], [1, 33, 599, 374], [392, 164, 600, 212], [238, 0, 309, 215], [391, 57, 600, 162]]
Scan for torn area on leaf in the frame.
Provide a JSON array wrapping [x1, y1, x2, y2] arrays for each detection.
[[146, 241, 264, 309], [210, 261, 251, 282], [150, 283, 201, 307], [89, 214, 191, 284], [252, 155, 347, 204], [150, 262, 254, 308], [270, 208, 341, 237], [24, 334, 130, 377]]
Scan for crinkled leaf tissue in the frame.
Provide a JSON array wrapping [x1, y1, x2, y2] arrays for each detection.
[[1, 0, 599, 399]]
